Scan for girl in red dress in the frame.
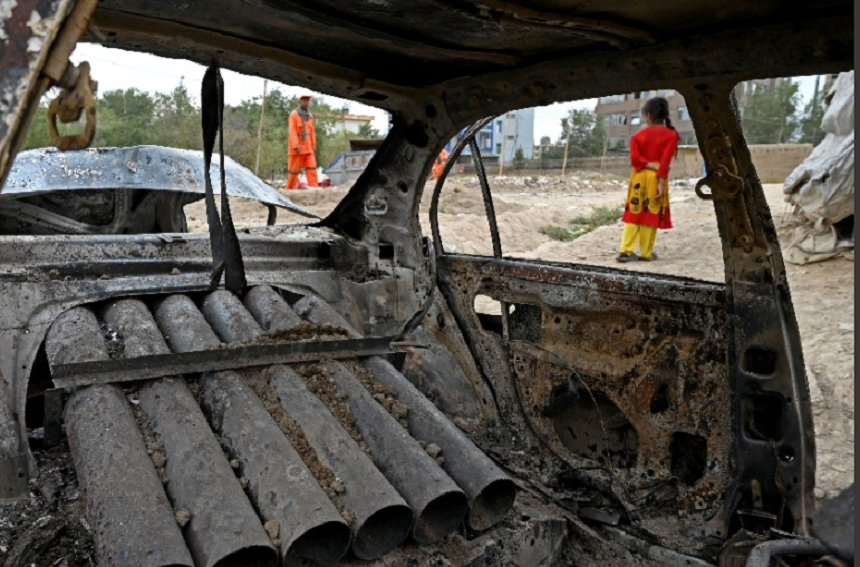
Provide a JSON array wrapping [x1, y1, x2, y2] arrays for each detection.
[[617, 97, 680, 262]]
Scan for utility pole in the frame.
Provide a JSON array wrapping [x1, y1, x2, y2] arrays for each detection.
[[498, 113, 511, 176], [561, 119, 572, 177], [254, 79, 268, 176], [599, 130, 609, 174]]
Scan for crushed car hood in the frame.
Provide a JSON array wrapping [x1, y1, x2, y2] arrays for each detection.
[[3, 145, 316, 218]]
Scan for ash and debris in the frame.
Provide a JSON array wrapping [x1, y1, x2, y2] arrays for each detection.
[[345, 360, 447, 466], [99, 321, 126, 360], [294, 362, 366, 449], [218, 322, 349, 349], [0, 446, 95, 567], [127, 390, 169, 486], [243, 367, 347, 506], [340, 265, 387, 284]]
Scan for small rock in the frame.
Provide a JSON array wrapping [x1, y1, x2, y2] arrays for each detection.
[[48, 269, 61, 281], [98, 274, 112, 280], [331, 480, 345, 493], [239, 477, 249, 488], [341, 509, 354, 524], [175, 508, 191, 528], [425, 443, 442, 459], [373, 393, 386, 403], [150, 451, 166, 469], [391, 401, 409, 420], [230, 459, 240, 470], [264, 520, 280, 541], [418, 440, 427, 449], [170, 267, 182, 275], [435, 457, 446, 466]]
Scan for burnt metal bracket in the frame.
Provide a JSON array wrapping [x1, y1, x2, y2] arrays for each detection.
[[50, 336, 393, 389], [694, 115, 755, 251], [43, 388, 64, 448]]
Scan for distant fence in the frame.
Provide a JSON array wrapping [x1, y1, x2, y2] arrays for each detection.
[[459, 144, 814, 182]]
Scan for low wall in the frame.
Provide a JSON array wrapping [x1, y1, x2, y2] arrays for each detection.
[[501, 144, 814, 182]]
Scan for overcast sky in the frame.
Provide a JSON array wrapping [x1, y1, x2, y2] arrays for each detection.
[[71, 43, 821, 144]]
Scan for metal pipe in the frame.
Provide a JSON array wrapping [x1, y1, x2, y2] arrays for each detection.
[[291, 294, 361, 338], [745, 538, 831, 567], [327, 361, 468, 543], [153, 294, 222, 352], [200, 290, 412, 559], [364, 356, 516, 531], [201, 289, 263, 343], [45, 307, 194, 567], [138, 377, 277, 567], [140, 299, 278, 567], [199, 370, 351, 567], [269, 365, 413, 560], [243, 285, 303, 331]]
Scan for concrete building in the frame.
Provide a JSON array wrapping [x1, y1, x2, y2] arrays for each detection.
[[446, 107, 535, 165], [595, 89, 696, 148], [597, 81, 794, 149], [333, 114, 375, 135]]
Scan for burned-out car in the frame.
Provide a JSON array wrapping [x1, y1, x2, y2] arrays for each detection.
[[0, 146, 313, 235], [0, 1, 853, 567]]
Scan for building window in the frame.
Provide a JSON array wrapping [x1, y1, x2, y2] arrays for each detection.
[[608, 136, 628, 149], [680, 131, 698, 145], [497, 121, 503, 133], [630, 114, 641, 125], [677, 106, 691, 121], [599, 94, 625, 103], [604, 112, 628, 126], [495, 143, 502, 154]]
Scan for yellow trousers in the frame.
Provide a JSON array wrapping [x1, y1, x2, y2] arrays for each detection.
[[619, 222, 657, 258]]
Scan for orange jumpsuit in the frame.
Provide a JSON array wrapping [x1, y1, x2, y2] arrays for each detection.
[[287, 108, 318, 189], [432, 148, 449, 180]]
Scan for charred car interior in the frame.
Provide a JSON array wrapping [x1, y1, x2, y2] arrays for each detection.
[[0, 1, 853, 566]]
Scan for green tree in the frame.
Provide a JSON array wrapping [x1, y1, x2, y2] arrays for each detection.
[[152, 79, 201, 150], [94, 88, 156, 147], [513, 147, 525, 169], [740, 81, 801, 144], [558, 109, 605, 157], [357, 122, 381, 138], [798, 88, 826, 146]]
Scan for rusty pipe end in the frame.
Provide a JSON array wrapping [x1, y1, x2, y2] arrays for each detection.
[[467, 478, 517, 531], [284, 520, 351, 567], [352, 504, 413, 560], [211, 545, 278, 567], [414, 490, 469, 544]]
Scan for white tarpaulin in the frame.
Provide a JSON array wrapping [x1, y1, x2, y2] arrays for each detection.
[[783, 72, 854, 264]]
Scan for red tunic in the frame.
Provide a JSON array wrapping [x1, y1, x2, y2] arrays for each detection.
[[622, 126, 679, 229]]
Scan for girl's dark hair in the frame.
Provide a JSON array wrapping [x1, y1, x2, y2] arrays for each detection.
[[642, 97, 676, 132]]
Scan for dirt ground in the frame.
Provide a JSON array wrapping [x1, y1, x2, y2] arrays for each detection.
[[187, 173, 854, 500]]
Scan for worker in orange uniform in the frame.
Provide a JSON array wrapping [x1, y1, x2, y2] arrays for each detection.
[[287, 94, 318, 190], [432, 148, 449, 180]]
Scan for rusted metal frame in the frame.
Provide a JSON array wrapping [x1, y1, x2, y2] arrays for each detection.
[[91, 9, 366, 94], [444, 0, 654, 46], [440, 15, 852, 131], [0, 0, 73, 194], [49, 336, 393, 388], [468, 138, 511, 338], [441, 254, 726, 306], [429, 116, 496, 257], [230, 0, 519, 65], [683, 82, 814, 536]]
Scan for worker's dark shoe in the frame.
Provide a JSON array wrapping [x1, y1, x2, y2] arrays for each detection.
[[616, 252, 638, 263], [639, 252, 658, 262]]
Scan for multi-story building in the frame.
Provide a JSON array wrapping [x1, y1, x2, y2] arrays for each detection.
[[446, 107, 535, 165], [595, 89, 696, 149], [333, 114, 376, 135]]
